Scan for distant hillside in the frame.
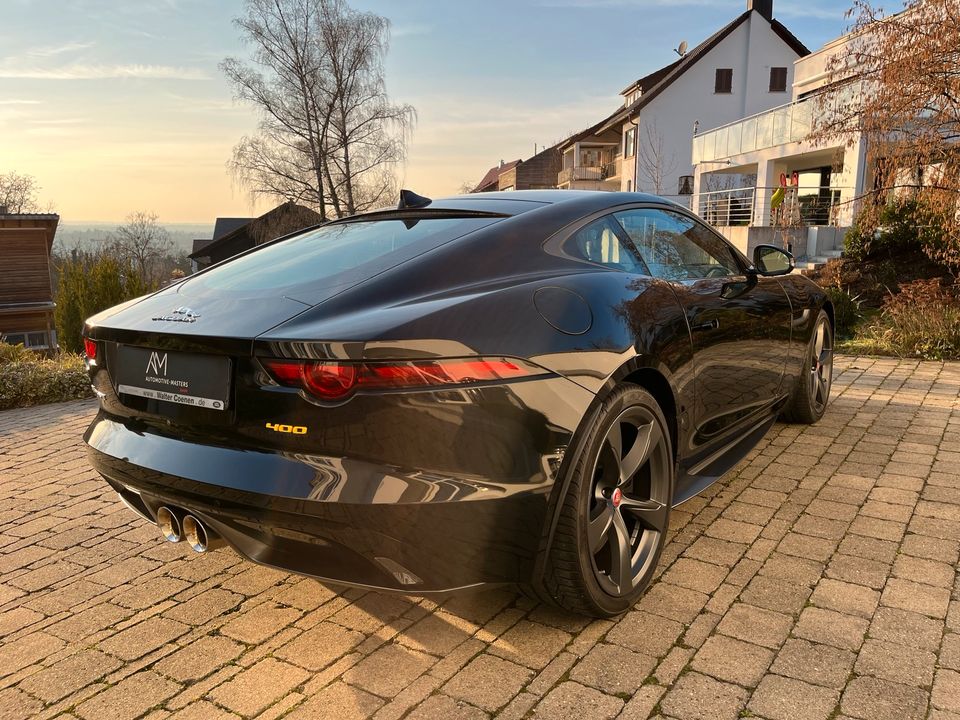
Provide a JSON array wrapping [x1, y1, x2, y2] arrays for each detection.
[[55, 223, 214, 256]]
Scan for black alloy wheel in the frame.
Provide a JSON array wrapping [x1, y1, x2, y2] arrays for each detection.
[[537, 384, 674, 617], [587, 405, 670, 597], [809, 312, 833, 415], [783, 309, 833, 424]]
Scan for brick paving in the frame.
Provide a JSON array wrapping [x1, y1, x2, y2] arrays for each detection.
[[0, 355, 958, 720]]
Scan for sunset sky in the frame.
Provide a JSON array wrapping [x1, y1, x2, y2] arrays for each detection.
[[1, 0, 847, 223]]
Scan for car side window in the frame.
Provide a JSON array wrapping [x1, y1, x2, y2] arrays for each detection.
[[613, 208, 741, 281], [564, 216, 649, 274]]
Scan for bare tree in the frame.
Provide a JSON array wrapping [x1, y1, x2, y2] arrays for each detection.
[[808, 0, 960, 270], [0, 172, 48, 213], [106, 212, 174, 286], [636, 121, 678, 195], [222, 0, 414, 219]]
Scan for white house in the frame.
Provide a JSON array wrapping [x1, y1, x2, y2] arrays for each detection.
[[558, 0, 809, 203], [691, 28, 870, 266]]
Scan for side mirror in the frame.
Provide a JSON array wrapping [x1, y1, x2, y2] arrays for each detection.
[[752, 245, 795, 277]]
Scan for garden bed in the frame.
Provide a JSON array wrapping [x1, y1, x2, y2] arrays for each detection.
[[0, 343, 93, 410]]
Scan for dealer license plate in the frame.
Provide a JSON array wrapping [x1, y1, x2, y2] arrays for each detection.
[[114, 346, 231, 411]]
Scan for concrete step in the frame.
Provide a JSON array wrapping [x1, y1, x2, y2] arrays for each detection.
[[804, 227, 848, 258], [794, 260, 827, 274], [794, 251, 842, 274]]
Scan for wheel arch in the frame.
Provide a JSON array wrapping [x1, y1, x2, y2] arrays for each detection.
[[619, 366, 678, 464], [821, 298, 836, 332]]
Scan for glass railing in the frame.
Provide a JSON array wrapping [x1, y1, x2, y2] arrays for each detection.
[[692, 84, 861, 164]]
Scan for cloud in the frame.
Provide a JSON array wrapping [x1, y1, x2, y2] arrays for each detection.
[[160, 92, 249, 114], [0, 63, 209, 80], [0, 99, 41, 105], [29, 117, 87, 125], [392, 23, 433, 38], [24, 126, 84, 138], [28, 41, 96, 57]]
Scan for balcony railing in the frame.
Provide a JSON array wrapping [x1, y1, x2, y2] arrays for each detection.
[[692, 84, 862, 164], [698, 187, 756, 226], [558, 158, 621, 185], [698, 186, 852, 227]]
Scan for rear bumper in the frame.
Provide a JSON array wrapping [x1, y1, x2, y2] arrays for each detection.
[[85, 412, 566, 592]]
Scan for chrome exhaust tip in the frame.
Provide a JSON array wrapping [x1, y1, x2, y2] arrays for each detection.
[[156, 506, 182, 543], [182, 515, 223, 553]]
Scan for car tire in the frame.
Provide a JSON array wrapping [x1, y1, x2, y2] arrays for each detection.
[[534, 384, 674, 618], [782, 309, 833, 424]]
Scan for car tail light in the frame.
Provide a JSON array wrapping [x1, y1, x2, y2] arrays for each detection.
[[262, 357, 544, 402], [83, 337, 97, 361]]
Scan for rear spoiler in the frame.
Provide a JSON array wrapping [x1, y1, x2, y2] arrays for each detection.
[[331, 208, 512, 225]]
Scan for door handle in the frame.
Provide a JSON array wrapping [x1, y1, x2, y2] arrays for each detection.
[[692, 319, 720, 332]]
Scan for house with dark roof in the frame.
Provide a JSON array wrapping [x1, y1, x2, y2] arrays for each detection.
[[0, 211, 60, 350], [189, 217, 254, 273], [556, 112, 625, 192], [471, 160, 521, 193], [470, 144, 564, 195], [188, 202, 322, 270], [497, 145, 563, 192], [558, 0, 809, 198]]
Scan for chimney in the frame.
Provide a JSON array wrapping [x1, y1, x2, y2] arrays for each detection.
[[499, 159, 504, 168], [748, 0, 773, 20]]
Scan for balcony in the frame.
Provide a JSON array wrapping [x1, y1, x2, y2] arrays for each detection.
[[692, 84, 861, 164], [698, 185, 851, 227], [558, 158, 621, 186]]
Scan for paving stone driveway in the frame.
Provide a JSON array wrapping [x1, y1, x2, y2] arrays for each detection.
[[1, 356, 959, 720]]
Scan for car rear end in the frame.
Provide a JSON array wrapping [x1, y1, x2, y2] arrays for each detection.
[[83, 204, 596, 592]]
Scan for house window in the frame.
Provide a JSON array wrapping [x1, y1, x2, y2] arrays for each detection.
[[769, 67, 788, 92], [715, 68, 733, 94], [1, 331, 49, 349], [624, 128, 636, 158]]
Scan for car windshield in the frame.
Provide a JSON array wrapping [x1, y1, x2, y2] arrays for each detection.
[[192, 217, 500, 294]]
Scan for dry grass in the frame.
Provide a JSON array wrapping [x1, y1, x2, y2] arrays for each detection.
[[838, 279, 960, 361]]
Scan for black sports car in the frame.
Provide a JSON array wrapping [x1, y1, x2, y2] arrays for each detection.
[[83, 190, 833, 617]]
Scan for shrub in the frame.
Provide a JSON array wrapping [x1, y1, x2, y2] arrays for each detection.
[[824, 286, 863, 338], [0, 344, 93, 410], [853, 279, 960, 360], [844, 199, 946, 263], [54, 251, 153, 354]]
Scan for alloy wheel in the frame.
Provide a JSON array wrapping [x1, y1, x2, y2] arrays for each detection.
[[810, 316, 833, 414], [587, 406, 670, 597]]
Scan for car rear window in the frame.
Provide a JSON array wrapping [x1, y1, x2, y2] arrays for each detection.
[[192, 217, 500, 294]]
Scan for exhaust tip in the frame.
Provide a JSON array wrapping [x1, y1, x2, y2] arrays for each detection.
[[157, 506, 182, 543], [183, 515, 211, 553]]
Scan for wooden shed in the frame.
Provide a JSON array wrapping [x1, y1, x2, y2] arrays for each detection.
[[0, 212, 60, 349]]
